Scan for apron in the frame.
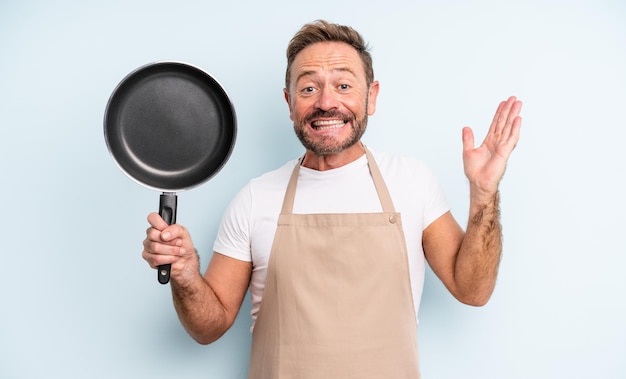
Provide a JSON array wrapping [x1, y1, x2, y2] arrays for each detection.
[[249, 148, 420, 378]]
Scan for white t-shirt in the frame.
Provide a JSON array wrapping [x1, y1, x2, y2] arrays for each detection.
[[213, 149, 450, 330]]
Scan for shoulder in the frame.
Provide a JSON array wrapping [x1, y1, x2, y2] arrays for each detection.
[[368, 148, 445, 205], [368, 148, 434, 179], [248, 158, 299, 193], [223, 158, 299, 210]]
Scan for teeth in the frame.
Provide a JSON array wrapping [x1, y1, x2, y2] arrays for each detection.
[[312, 120, 345, 130]]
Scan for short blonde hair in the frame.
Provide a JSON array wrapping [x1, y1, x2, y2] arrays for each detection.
[[285, 20, 374, 90]]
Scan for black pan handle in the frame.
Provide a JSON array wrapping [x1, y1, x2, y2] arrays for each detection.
[[158, 193, 178, 284]]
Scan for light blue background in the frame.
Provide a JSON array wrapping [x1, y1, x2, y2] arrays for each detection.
[[1, 1, 625, 378]]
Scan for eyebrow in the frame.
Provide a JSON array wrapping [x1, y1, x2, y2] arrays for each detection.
[[295, 67, 357, 85]]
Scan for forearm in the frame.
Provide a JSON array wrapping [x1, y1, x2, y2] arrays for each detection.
[[455, 191, 502, 306], [170, 272, 231, 345], [143, 215, 243, 344]]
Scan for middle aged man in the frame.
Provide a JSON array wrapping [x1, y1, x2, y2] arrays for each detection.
[[142, 19, 522, 378]]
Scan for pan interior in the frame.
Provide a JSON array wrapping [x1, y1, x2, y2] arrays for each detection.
[[105, 63, 236, 191]]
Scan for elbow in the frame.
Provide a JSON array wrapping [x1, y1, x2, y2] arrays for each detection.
[[461, 296, 490, 307], [191, 329, 228, 345], [454, 289, 494, 307], [194, 338, 212, 346], [450, 275, 498, 307], [185, 320, 231, 345], [177, 308, 236, 345], [194, 337, 217, 346]]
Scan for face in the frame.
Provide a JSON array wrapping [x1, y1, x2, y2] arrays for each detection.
[[284, 41, 379, 156]]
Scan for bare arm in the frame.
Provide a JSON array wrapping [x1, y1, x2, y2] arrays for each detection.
[[424, 199, 502, 306], [424, 96, 521, 306], [142, 213, 251, 344], [170, 252, 251, 344]]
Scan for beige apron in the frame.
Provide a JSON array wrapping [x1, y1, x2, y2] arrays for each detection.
[[249, 149, 420, 378]]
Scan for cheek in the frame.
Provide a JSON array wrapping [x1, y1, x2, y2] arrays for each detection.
[[289, 104, 300, 122], [289, 100, 310, 122], [347, 99, 367, 117]]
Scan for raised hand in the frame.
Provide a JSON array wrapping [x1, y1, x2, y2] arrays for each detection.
[[462, 96, 522, 200]]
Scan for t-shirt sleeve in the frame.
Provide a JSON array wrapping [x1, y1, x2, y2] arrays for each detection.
[[212, 184, 253, 262], [421, 163, 451, 228]]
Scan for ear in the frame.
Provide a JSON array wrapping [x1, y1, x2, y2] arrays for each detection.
[[283, 88, 294, 121], [367, 80, 380, 116]]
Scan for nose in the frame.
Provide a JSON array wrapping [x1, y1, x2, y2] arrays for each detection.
[[315, 86, 339, 111]]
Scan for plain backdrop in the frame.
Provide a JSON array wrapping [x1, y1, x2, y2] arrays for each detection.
[[1, 0, 625, 378]]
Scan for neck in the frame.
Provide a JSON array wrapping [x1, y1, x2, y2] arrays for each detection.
[[301, 142, 366, 171]]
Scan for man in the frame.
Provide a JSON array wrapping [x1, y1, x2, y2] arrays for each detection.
[[142, 20, 522, 378]]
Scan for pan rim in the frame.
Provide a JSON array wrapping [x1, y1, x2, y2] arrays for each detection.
[[103, 60, 237, 193]]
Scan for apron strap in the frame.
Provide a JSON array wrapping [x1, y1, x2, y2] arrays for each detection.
[[280, 155, 303, 215], [281, 147, 396, 215], [364, 147, 396, 213]]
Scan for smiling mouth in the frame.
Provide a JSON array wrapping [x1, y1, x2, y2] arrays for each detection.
[[311, 119, 346, 130]]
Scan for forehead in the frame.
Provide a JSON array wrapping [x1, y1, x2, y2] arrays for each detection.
[[291, 41, 365, 80]]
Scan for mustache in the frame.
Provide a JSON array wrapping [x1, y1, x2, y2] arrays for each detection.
[[302, 110, 353, 124]]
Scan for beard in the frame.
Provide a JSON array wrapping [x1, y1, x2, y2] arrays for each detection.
[[293, 108, 369, 156]]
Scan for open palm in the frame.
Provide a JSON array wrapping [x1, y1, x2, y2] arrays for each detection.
[[463, 96, 522, 198]]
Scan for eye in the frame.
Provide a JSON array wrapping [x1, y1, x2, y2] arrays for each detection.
[[338, 84, 350, 91]]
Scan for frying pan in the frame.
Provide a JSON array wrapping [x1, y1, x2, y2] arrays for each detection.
[[104, 61, 236, 284]]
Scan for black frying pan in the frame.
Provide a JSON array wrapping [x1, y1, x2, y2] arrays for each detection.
[[104, 61, 236, 284]]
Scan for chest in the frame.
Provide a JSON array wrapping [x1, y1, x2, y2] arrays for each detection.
[[292, 166, 382, 214]]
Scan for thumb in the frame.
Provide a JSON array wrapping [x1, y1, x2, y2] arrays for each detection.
[[462, 126, 475, 152], [147, 212, 169, 231]]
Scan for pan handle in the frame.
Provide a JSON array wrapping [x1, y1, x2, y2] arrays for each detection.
[[158, 192, 177, 284]]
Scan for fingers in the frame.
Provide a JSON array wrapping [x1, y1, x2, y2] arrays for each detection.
[[147, 212, 169, 231], [142, 237, 183, 268], [146, 212, 185, 243], [507, 114, 522, 151], [492, 96, 522, 141], [143, 212, 191, 268], [487, 99, 507, 136]]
